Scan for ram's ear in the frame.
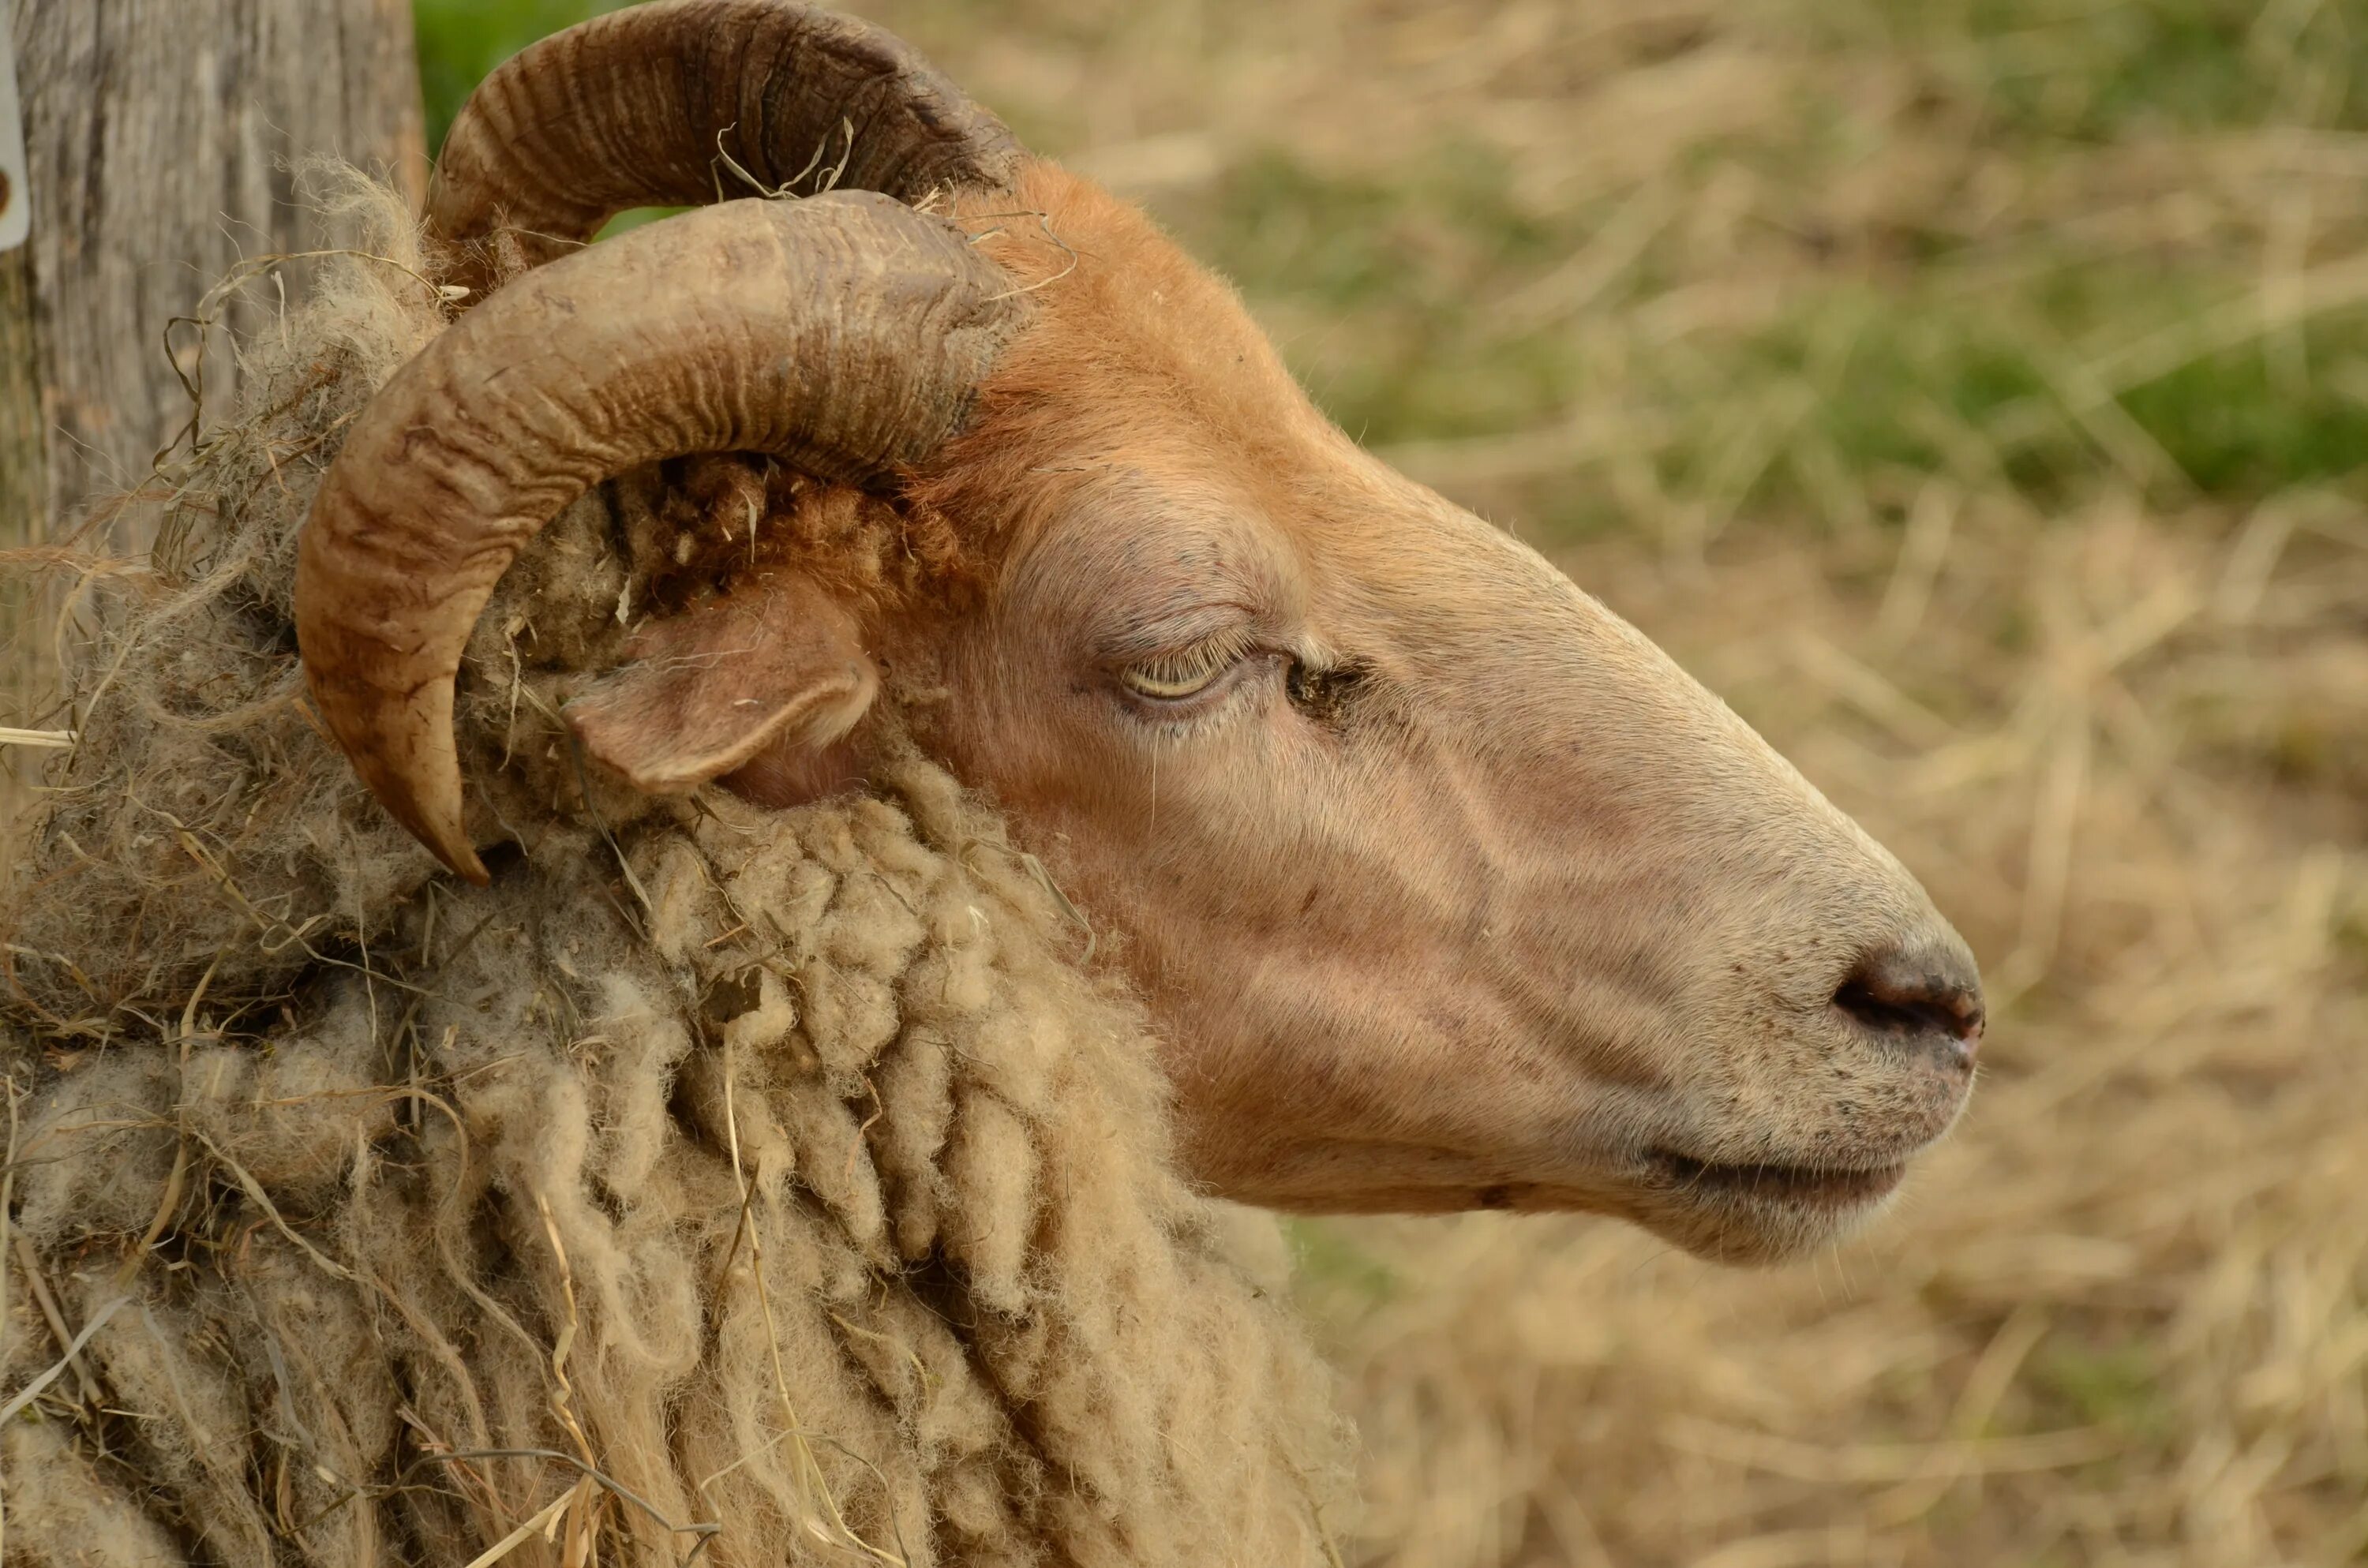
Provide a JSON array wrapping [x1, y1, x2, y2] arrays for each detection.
[[566, 571, 879, 804]]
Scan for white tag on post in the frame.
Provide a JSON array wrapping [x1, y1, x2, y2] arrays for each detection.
[[0, 28, 28, 252]]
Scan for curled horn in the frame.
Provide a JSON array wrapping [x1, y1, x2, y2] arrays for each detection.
[[429, 0, 1021, 290], [295, 0, 1032, 884]]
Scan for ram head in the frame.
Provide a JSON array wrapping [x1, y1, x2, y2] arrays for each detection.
[[295, 0, 1983, 1263]]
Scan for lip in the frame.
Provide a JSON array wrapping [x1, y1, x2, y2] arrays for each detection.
[[1646, 1147, 1909, 1210]]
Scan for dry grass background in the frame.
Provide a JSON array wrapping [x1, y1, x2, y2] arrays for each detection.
[[9, 0, 2366, 1562]]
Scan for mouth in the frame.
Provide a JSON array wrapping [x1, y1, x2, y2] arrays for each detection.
[[1646, 1147, 1909, 1211]]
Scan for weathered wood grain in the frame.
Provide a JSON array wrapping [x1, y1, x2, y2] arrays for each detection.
[[0, 0, 425, 547]]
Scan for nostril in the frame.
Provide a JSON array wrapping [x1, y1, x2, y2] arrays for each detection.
[[1833, 976, 1971, 1042], [1833, 945, 1984, 1065]]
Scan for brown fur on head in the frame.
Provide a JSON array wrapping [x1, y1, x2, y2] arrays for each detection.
[[293, 0, 1980, 1263]]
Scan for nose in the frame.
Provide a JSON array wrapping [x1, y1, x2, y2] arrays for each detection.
[[1832, 937, 1984, 1068]]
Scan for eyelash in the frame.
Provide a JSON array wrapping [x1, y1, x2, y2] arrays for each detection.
[[1118, 629, 1257, 702]]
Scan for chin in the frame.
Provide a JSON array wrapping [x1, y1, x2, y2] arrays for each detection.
[[1193, 1128, 1935, 1263], [1632, 1153, 1912, 1265]]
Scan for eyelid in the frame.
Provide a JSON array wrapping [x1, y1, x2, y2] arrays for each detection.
[[1117, 625, 1258, 701], [1096, 603, 1264, 663]]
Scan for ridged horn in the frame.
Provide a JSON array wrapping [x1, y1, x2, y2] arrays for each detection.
[[429, 0, 1021, 290], [294, 191, 1021, 884]]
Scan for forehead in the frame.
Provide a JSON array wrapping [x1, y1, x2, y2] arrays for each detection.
[[953, 162, 1494, 634], [990, 425, 1542, 657]]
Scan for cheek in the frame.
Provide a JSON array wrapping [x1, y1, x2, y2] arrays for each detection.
[[924, 622, 1306, 888], [931, 635, 1118, 806]]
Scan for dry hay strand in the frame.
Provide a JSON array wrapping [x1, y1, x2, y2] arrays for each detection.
[[0, 168, 1346, 1568]]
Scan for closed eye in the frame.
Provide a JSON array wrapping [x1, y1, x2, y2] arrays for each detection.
[[1118, 627, 1255, 702]]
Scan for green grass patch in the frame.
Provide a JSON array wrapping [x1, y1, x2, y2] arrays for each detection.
[[1188, 140, 2368, 530], [2029, 1334, 2171, 1443], [1284, 1218, 1399, 1310], [1184, 148, 1587, 443], [1847, 0, 2368, 139], [2120, 332, 2368, 494]]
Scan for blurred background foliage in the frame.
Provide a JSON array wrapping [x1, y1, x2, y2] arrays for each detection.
[[414, 3, 2368, 1565]]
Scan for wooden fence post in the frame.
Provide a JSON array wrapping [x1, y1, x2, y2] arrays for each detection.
[[1, 0, 425, 542], [2, 0, 422, 819]]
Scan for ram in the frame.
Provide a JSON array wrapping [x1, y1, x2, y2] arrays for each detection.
[[0, 2, 1982, 1563]]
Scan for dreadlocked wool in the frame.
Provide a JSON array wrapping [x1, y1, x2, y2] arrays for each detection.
[[0, 171, 1347, 1568]]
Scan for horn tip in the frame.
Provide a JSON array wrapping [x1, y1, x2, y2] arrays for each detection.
[[403, 793, 491, 886], [301, 659, 491, 886]]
